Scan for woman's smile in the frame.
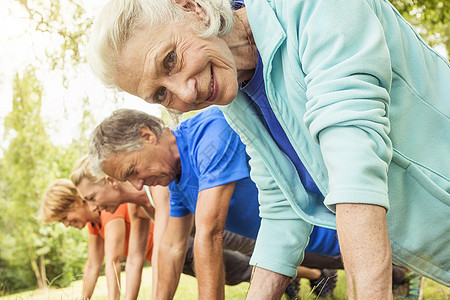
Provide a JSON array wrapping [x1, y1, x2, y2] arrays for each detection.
[[116, 21, 238, 112]]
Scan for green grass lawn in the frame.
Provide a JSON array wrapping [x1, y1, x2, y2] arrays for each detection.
[[1, 268, 449, 299]]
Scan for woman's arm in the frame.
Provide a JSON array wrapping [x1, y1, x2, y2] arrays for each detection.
[[125, 203, 150, 300], [148, 185, 171, 300], [104, 218, 126, 300], [81, 234, 105, 299], [296, 1, 393, 298]]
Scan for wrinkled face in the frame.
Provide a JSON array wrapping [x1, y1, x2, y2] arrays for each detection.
[[76, 179, 122, 213], [102, 140, 179, 191], [60, 205, 90, 230], [115, 19, 238, 112]]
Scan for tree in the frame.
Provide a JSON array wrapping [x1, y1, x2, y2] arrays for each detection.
[[0, 66, 90, 293], [1, 66, 52, 290], [13, 0, 93, 84], [390, 0, 450, 57], [0, 0, 110, 293]]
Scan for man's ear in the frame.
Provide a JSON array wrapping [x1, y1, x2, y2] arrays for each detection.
[[106, 176, 119, 189], [139, 126, 158, 145], [173, 0, 206, 21]]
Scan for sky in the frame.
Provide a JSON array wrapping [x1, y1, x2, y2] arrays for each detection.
[[1, 0, 448, 152], [0, 0, 161, 152]]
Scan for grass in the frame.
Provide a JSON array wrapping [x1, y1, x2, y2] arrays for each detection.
[[1, 268, 448, 299]]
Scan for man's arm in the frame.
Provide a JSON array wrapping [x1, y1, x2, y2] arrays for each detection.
[[125, 204, 151, 300], [194, 182, 236, 300], [104, 218, 126, 300], [336, 203, 392, 299], [81, 234, 105, 299], [155, 213, 193, 300], [148, 185, 171, 299]]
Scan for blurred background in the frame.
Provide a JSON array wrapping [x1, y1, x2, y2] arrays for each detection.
[[0, 0, 448, 297]]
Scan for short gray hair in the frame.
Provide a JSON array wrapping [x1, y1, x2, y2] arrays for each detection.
[[88, 0, 234, 89], [89, 108, 165, 175]]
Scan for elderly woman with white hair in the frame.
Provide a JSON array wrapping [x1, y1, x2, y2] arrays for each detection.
[[88, 0, 450, 299]]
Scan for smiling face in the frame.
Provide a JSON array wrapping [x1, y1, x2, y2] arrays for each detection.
[[114, 19, 238, 112], [102, 140, 179, 191], [76, 179, 122, 213]]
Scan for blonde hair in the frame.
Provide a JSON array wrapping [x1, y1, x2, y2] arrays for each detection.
[[40, 179, 82, 223], [71, 154, 107, 187]]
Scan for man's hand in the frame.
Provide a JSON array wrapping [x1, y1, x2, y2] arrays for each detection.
[[154, 214, 193, 300], [336, 203, 392, 299], [194, 182, 236, 300], [148, 185, 171, 299], [125, 204, 150, 300]]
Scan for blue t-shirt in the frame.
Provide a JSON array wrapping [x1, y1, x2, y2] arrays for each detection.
[[169, 107, 261, 240], [241, 53, 322, 196], [240, 53, 341, 256]]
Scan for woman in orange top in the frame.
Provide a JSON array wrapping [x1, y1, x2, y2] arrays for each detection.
[[41, 179, 152, 300], [42, 178, 256, 300]]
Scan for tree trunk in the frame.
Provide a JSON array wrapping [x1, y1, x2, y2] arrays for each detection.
[[29, 249, 47, 289], [39, 254, 46, 287]]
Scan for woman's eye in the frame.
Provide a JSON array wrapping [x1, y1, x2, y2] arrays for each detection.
[[163, 51, 177, 71], [154, 87, 167, 103]]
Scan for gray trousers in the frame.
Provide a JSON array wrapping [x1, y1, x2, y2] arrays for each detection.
[[182, 232, 253, 285], [183, 230, 407, 285]]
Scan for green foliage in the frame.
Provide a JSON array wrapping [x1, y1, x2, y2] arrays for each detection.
[[159, 106, 206, 128], [0, 0, 448, 296], [0, 66, 90, 294], [40, 225, 88, 288], [390, 0, 450, 56], [13, 0, 93, 86], [0, 0, 98, 294]]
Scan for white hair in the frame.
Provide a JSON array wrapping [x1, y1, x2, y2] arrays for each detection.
[[88, 0, 234, 89]]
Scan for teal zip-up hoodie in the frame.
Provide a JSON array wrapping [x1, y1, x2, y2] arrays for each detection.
[[221, 0, 450, 285]]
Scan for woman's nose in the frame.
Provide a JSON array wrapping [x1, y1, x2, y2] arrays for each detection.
[[168, 76, 197, 106]]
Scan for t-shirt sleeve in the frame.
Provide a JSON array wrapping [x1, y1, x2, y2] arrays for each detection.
[[169, 187, 191, 217], [193, 117, 250, 191], [87, 222, 100, 235], [100, 203, 128, 226]]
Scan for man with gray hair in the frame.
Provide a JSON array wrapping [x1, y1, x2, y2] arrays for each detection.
[[89, 107, 345, 299], [89, 106, 264, 299]]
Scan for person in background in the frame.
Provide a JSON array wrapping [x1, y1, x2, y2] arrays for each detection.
[[88, 107, 373, 299], [40, 179, 151, 300], [71, 154, 163, 298], [69, 156, 289, 298], [88, 0, 450, 298]]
